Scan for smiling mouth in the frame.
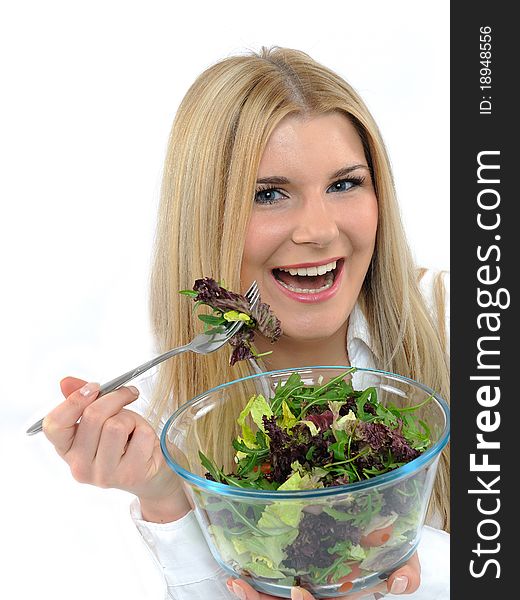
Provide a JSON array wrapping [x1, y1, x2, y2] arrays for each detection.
[[272, 259, 343, 294]]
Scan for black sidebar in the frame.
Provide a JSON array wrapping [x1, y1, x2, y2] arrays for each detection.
[[451, 3, 515, 598]]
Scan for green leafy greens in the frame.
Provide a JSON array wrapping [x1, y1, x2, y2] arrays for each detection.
[[198, 369, 434, 588], [180, 277, 282, 365]]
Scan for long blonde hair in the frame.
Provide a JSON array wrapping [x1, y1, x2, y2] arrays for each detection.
[[148, 47, 450, 531]]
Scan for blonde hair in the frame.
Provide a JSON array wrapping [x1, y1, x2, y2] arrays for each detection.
[[148, 47, 450, 531]]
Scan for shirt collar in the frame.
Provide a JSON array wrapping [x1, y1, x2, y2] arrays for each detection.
[[346, 301, 372, 349], [346, 302, 378, 369]]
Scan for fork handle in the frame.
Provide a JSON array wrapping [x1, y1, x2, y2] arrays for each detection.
[[25, 343, 190, 436], [99, 344, 189, 395]]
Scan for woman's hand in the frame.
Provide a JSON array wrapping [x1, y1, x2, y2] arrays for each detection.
[[226, 553, 421, 599], [43, 376, 191, 523]]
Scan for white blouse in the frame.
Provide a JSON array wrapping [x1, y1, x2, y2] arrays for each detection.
[[130, 271, 450, 599]]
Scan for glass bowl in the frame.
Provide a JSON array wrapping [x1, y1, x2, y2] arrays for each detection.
[[160, 366, 450, 598]]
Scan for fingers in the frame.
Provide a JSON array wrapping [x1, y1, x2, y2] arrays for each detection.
[[42, 378, 178, 502], [290, 586, 315, 600], [227, 553, 421, 600], [59, 376, 87, 398], [121, 418, 161, 475], [226, 578, 283, 600], [227, 578, 353, 600], [43, 381, 101, 455], [67, 386, 140, 463], [227, 571, 419, 600], [95, 409, 140, 479], [44, 380, 140, 463], [386, 552, 421, 595], [226, 578, 257, 599]]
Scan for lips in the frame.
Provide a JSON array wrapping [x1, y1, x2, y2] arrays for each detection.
[[271, 259, 345, 302], [273, 259, 337, 292]]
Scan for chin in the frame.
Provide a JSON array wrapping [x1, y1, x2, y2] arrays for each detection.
[[280, 320, 347, 343]]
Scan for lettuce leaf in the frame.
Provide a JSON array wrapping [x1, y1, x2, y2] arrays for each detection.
[[232, 529, 298, 571], [281, 401, 298, 430], [255, 467, 325, 536], [363, 511, 399, 536], [237, 394, 273, 447], [250, 395, 273, 432], [258, 501, 303, 531], [208, 524, 249, 564], [300, 420, 319, 436], [327, 540, 366, 562], [242, 561, 287, 580]]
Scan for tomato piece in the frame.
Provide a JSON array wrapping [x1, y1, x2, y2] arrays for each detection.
[[360, 524, 394, 547], [253, 463, 271, 474]]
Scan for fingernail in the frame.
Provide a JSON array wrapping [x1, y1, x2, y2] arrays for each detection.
[[291, 587, 304, 600], [128, 386, 139, 396], [80, 382, 99, 397], [390, 575, 408, 594], [232, 581, 246, 600]]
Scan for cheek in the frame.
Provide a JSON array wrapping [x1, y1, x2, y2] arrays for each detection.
[[346, 198, 378, 252], [241, 213, 288, 272]]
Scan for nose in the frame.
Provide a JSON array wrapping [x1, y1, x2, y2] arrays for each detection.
[[291, 196, 339, 247]]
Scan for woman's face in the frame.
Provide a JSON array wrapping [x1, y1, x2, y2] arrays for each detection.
[[241, 112, 378, 343]]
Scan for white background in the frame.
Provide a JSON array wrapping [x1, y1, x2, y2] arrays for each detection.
[[0, 1, 449, 598]]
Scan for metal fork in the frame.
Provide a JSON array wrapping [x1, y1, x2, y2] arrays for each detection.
[[26, 280, 260, 436]]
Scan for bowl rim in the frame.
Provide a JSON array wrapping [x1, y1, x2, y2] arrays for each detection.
[[160, 365, 450, 499]]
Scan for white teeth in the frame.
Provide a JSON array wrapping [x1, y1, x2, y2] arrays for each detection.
[[316, 264, 327, 275], [279, 260, 337, 277], [275, 260, 339, 293]]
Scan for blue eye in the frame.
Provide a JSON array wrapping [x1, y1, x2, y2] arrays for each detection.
[[255, 188, 285, 205], [327, 176, 365, 194]]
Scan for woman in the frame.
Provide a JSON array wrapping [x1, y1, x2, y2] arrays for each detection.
[[44, 47, 450, 599]]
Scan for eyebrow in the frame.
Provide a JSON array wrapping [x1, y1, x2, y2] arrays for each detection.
[[256, 164, 369, 185]]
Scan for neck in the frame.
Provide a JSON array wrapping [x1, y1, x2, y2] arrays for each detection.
[[253, 325, 350, 371]]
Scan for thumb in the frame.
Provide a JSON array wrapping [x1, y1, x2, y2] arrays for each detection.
[[59, 376, 88, 398], [291, 587, 315, 600], [386, 552, 421, 594]]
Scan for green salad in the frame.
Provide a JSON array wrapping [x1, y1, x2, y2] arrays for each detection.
[[179, 278, 433, 588], [197, 370, 433, 588], [180, 277, 282, 365]]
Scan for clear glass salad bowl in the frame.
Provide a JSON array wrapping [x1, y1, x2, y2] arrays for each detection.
[[160, 366, 450, 598]]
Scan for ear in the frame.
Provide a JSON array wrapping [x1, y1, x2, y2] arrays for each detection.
[[59, 376, 88, 398]]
